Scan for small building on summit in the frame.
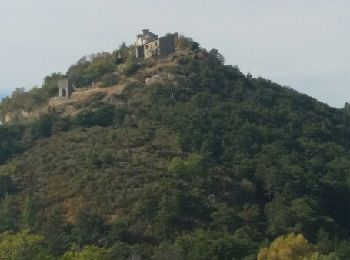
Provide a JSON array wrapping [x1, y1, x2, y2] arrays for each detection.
[[135, 29, 178, 59], [58, 78, 74, 98]]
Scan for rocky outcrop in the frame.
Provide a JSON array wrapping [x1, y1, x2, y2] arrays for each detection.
[[145, 72, 178, 86]]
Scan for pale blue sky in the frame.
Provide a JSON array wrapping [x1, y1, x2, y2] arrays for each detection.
[[0, 0, 349, 107]]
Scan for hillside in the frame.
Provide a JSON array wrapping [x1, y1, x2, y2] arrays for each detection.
[[0, 37, 349, 259]]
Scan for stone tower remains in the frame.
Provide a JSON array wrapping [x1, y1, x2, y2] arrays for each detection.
[[135, 29, 178, 59], [58, 78, 74, 98]]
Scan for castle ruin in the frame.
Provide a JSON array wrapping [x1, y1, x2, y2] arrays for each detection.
[[135, 29, 178, 59], [58, 78, 74, 98]]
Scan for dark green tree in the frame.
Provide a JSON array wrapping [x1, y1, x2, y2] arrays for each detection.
[[20, 195, 38, 231]]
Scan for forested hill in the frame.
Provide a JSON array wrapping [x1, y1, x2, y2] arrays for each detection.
[[0, 37, 349, 259]]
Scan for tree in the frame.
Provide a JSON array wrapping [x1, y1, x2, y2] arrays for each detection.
[[30, 113, 55, 139], [0, 230, 50, 260], [0, 125, 24, 165], [92, 104, 116, 127], [176, 36, 199, 51], [75, 104, 116, 128], [152, 242, 183, 260], [75, 109, 95, 127], [265, 196, 294, 236], [208, 48, 225, 65], [257, 233, 333, 260], [123, 54, 139, 75], [21, 195, 38, 230], [0, 194, 17, 232], [71, 211, 107, 246], [40, 207, 71, 256], [0, 174, 16, 198], [175, 229, 253, 259], [344, 102, 350, 115], [62, 245, 111, 260]]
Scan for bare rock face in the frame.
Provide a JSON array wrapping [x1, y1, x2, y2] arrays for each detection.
[[3, 109, 41, 124], [4, 113, 14, 123], [145, 73, 177, 86]]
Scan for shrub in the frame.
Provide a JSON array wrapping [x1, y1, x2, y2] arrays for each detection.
[[100, 73, 118, 87]]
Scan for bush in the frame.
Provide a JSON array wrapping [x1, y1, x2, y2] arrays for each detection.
[[75, 109, 95, 128], [93, 104, 116, 127], [0, 175, 16, 198], [100, 73, 118, 87], [123, 55, 139, 76], [75, 104, 116, 128], [62, 245, 111, 260], [0, 230, 50, 259]]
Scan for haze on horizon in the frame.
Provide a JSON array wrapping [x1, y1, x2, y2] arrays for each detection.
[[0, 0, 349, 108]]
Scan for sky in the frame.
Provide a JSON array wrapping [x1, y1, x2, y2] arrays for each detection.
[[0, 0, 349, 107]]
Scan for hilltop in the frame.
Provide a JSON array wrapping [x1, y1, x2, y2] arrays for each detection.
[[0, 33, 349, 259]]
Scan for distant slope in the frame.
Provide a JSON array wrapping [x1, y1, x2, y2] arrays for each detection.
[[12, 125, 181, 222]]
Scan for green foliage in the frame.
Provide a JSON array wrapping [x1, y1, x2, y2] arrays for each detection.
[[0, 73, 64, 116], [74, 109, 94, 127], [152, 242, 182, 260], [175, 229, 256, 259], [123, 54, 139, 76], [0, 230, 50, 260], [100, 73, 118, 87], [257, 233, 337, 260], [0, 124, 24, 165], [67, 53, 116, 87], [31, 114, 56, 139], [21, 196, 38, 230], [264, 196, 321, 238], [176, 35, 200, 51], [40, 207, 71, 256], [30, 113, 72, 140], [62, 245, 111, 260], [75, 104, 117, 128], [0, 174, 16, 198], [0, 194, 17, 232], [93, 105, 118, 127], [43, 73, 65, 98], [344, 102, 350, 115], [0, 42, 350, 259], [71, 211, 107, 246]]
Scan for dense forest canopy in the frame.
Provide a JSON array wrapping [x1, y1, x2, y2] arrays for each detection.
[[0, 36, 349, 259]]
